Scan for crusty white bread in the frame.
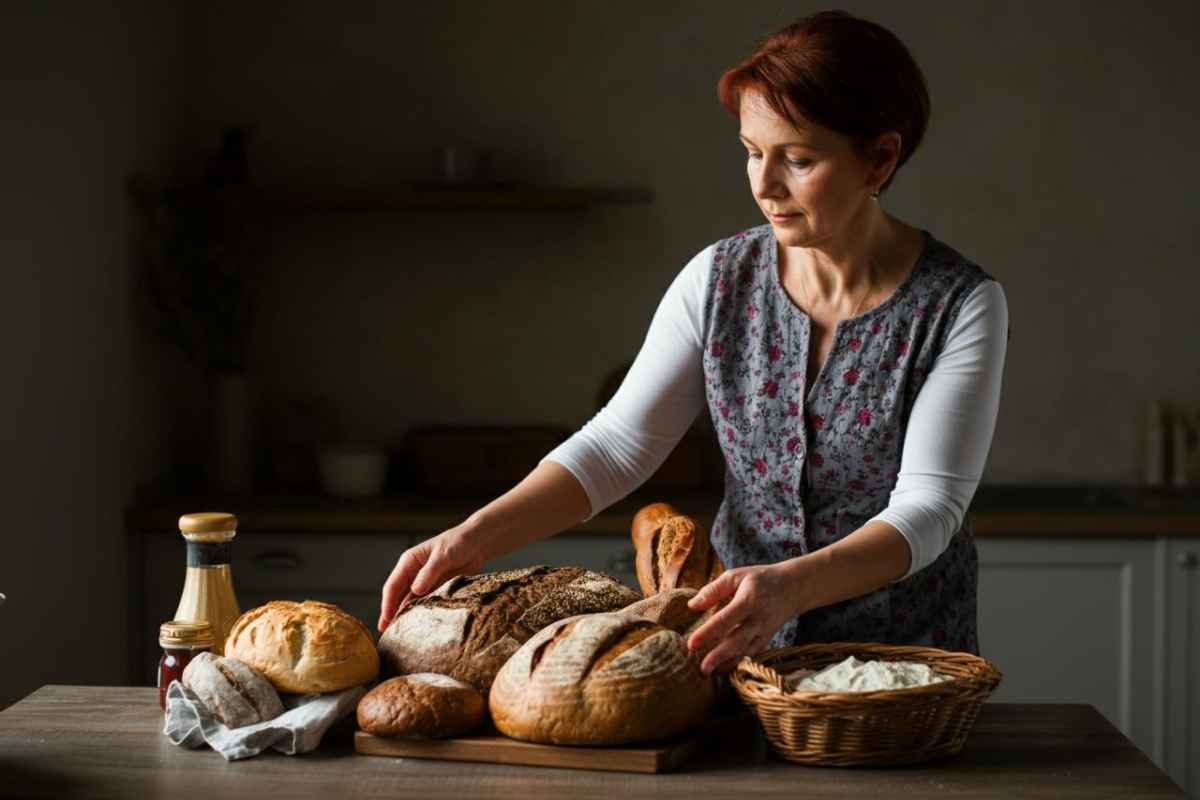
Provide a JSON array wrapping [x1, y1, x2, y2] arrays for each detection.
[[181, 651, 285, 727], [224, 600, 380, 693]]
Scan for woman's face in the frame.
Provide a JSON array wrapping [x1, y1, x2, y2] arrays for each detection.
[[739, 92, 885, 250]]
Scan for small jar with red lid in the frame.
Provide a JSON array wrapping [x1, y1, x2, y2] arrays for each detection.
[[157, 620, 214, 710]]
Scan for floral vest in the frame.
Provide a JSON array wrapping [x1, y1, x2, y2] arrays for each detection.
[[701, 224, 994, 654]]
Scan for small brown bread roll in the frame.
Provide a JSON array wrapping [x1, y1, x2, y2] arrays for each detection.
[[225, 600, 380, 693], [488, 611, 716, 745], [357, 673, 485, 738], [378, 566, 640, 692], [181, 652, 285, 728], [631, 503, 724, 597]]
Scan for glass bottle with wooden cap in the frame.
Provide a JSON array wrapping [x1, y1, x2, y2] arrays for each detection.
[[157, 620, 214, 709], [174, 512, 241, 654]]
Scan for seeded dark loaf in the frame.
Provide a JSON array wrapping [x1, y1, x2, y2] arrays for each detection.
[[377, 565, 641, 692], [630, 503, 724, 597]]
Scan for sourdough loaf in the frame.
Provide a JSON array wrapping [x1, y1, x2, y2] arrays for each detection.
[[488, 611, 716, 745], [621, 587, 709, 637], [356, 673, 486, 738], [377, 565, 640, 692], [631, 503, 723, 597], [181, 652, 284, 728], [224, 600, 380, 693]]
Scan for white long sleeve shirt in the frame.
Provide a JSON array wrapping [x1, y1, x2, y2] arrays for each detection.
[[545, 243, 1008, 578]]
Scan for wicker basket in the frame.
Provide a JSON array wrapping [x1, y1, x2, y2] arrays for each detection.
[[731, 642, 1001, 767]]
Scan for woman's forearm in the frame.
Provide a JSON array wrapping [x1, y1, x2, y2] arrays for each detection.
[[783, 520, 912, 616], [460, 460, 592, 563]]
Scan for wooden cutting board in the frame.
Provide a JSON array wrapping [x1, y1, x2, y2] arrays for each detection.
[[354, 713, 746, 774]]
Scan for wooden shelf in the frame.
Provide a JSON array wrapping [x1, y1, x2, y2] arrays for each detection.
[[187, 185, 654, 213]]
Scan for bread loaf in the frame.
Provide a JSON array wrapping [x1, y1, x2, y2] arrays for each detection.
[[621, 587, 709, 637], [181, 652, 284, 728], [631, 503, 723, 597], [357, 673, 486, 738], [488, 611, 716, 745], [378, 565, 640, 692], [224, 600, 380, 693]]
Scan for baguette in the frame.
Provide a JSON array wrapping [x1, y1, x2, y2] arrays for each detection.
[[631, 503, 724, 597]]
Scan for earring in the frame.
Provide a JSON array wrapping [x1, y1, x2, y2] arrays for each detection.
[[871, 188, 881, 199]]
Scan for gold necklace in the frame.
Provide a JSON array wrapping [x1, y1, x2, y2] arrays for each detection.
[[799, 260, 875, 319]]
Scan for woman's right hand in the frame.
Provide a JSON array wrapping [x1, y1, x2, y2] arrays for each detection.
[[376, 461, 592, 633], [377, 525, 485, 632]]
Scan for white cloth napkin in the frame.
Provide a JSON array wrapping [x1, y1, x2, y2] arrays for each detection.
[[163, 679, 367, 761]]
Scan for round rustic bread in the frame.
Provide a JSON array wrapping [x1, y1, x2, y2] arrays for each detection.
[[488, 611, 717, 745], [631, 503, 724, 597], [181, 651, 284, 728], [357, 673, 485, 738], [378, 565, 640, 692], [224, 600, 380, 693]]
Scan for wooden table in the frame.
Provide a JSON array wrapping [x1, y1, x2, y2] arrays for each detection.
[[0, 686, 1184, 799]]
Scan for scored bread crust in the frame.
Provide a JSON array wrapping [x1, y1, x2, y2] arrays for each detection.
[[224, 600, 380, 693], [488, 611, 716, 745], [621, 587, 710, 638], [377, 565, 640, 692], [631, 503, 724, 597], [356, 673, 485, 738], [181, 652, 284, 728]]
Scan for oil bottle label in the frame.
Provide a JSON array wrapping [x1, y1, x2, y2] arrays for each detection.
[[186, 542, 231, 567]]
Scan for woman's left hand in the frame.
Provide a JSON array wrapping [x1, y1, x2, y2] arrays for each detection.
[[685, 562, 805, 675]]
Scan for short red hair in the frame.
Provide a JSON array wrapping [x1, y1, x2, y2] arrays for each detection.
[[718, 10, 930, 192]]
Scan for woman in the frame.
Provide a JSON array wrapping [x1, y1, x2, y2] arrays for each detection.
[[377, 10, 1008, 676]]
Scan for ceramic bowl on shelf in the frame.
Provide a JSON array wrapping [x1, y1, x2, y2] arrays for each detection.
[[317, 445, 388, 498]]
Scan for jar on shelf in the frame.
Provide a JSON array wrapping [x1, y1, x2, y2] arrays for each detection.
[[157, 620, 214, 709]]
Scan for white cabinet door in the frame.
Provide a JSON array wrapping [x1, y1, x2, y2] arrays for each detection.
[[975, 538, 1163, 768], [1165, 539, 1200, 797]]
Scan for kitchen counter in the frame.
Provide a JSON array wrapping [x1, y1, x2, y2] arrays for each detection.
[[0, 686, 1183, 798], [126, 485, 1200, 537]]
